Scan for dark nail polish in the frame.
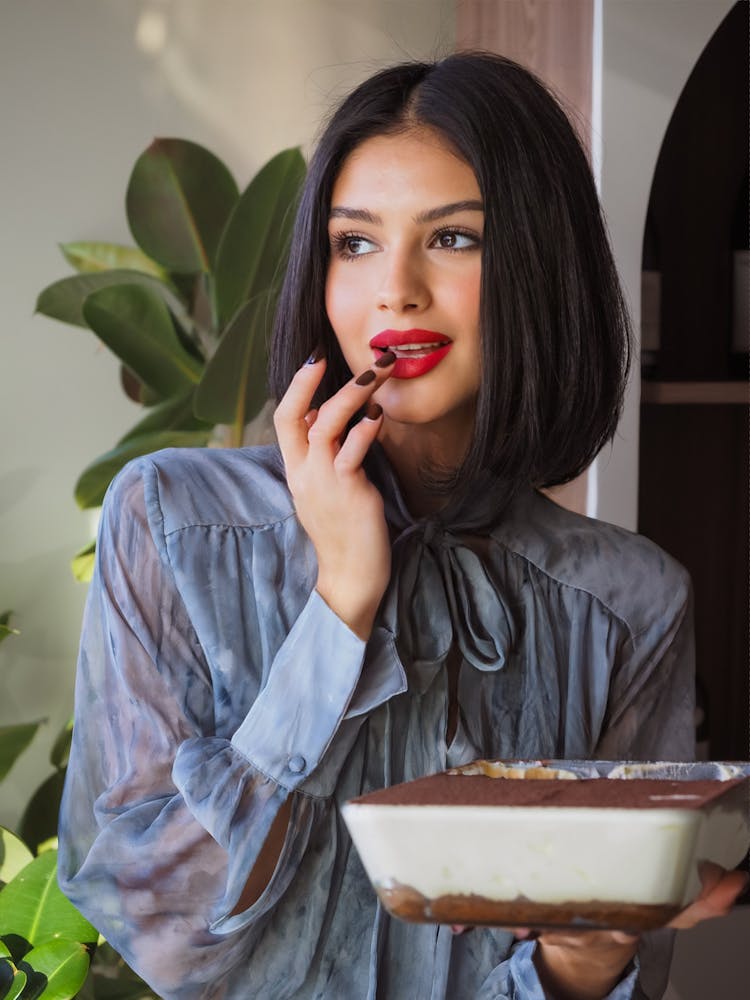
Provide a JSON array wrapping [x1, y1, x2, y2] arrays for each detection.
[[374, 350, 397, 368], [355, 369, 376, 386], [305, 347, 322, 365], [365, 402, 383, 420]]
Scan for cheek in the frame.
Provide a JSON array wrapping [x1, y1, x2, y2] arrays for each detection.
[[325, 269, 368, 372], [460, 271, 482, 322], [325, 268, 363, 330]]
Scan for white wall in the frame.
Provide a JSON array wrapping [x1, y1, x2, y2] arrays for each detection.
[[593, 0, 733, 529], [0, 0, 455, 828]]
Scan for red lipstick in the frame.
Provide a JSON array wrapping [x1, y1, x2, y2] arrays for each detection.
[[369, 329, 452, 379]]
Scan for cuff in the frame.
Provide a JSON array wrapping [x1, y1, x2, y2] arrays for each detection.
[[231, 590, 404, 792]]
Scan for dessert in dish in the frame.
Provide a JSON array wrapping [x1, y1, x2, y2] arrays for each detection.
[[342, 759, 750, 931]]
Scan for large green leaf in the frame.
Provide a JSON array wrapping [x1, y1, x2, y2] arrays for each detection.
[[59, 243, 167, 281], [49, 722, 73, 773], [82, 285, 203, 398], [18, 939, 90, 1000], [213, 148, 305, 328], [74, 429, 211, 509], [0, 852, 96, 952], [18, 772, 66, 857], [35, 271, 183, 330], [0, 960, 27, 1000], [117, 389, 212, 446], [193, 294, 271, 433], [70, 542, 96, 584], [126, 138, 239, 274], [0, 723, 43, 783], [0, 830, 33, 888]]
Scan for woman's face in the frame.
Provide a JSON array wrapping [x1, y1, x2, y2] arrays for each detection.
[[325, 128, 483, 443]]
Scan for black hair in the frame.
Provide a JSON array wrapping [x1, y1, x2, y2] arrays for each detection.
[[270, 51, 631, 505]]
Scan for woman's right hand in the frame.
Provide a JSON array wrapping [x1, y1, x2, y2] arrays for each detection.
[[273, 352, 396, 640]]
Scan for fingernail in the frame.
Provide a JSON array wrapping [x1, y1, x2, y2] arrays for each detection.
[[374, 350, 397, 368], [365, 402, 382, 420], [305, 348, 322, 365], [355, 369, 376, 386]]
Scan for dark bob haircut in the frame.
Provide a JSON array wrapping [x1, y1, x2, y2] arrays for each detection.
[[270, 51, 631, 503]]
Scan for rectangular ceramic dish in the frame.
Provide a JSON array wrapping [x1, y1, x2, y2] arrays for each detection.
[[342, 760, 750, 931]]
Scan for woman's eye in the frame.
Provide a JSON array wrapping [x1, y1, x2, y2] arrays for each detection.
[[331, 233, 378, 259], [431, 229, 479, 251]]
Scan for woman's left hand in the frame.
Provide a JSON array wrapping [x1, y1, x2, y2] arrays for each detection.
[[527, 863, 749, 1000], [667, 861, 749, 929]]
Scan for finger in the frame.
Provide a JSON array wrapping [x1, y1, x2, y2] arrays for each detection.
[[669, 870, 750, 929], [334, 403, 383, 474], [610, 931, 641, 945], [274, 356, 327, 467], [307, 354, 395, 449], [537, 928, 638, 943], [697, 860, 725, 896]]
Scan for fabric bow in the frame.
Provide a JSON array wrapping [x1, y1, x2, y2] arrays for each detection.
[[365, 444, 519, 692]]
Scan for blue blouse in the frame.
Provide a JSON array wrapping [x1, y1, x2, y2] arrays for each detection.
[[58, 443, 695, 999]]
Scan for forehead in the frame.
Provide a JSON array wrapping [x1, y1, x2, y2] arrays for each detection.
[[330, 128, 480, 206]]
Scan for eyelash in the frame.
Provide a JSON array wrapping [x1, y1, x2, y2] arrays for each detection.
[[329, 227, 481, 261]]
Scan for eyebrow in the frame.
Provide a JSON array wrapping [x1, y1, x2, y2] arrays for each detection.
[[329, 200, 484, 225]]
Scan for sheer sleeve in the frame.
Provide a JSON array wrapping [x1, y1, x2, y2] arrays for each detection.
[[58, 457, 404, 999]]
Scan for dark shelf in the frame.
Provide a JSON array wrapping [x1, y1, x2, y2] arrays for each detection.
[[641, 381, 748, 405]]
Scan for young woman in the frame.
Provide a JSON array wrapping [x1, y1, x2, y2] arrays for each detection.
[[59, 53, 746, 1000]]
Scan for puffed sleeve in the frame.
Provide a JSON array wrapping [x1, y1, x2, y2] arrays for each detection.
[[57, 457, 405, 999]]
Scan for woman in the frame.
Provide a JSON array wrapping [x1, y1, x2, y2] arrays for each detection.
[[59, 53, 746, 999]]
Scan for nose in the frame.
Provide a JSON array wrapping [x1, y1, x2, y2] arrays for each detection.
[[376, 250, 430, 313]]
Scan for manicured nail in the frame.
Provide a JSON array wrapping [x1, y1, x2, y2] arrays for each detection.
[[374, 350, 397, 368], [305, 348, 322, 365], [365, 402, 382, 420], [355, 369, 376, 386]]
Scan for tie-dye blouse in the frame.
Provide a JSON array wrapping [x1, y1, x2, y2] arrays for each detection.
[[58, 443, 694, 1000]]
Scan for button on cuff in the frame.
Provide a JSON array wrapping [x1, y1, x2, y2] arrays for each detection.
[[287, 754, 306, 774]]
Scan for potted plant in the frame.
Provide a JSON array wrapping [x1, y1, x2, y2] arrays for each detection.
[[36, 138, 306, 578]]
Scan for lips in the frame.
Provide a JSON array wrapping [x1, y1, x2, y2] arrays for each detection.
[[369, 329, 453, 379]]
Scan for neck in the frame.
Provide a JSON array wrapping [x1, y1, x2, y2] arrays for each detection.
[[378, 413, 474, 518]]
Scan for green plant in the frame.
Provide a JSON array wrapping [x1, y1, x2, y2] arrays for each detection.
[[0, 835, 97, 1000], [0, 617, 89, 1000], [0, 621, 156, 998], [36, 138, 306, 578]]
